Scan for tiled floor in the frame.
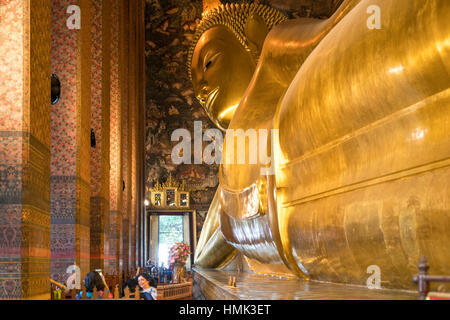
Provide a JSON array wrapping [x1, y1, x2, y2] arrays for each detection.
[[193, 268, 419, 300]]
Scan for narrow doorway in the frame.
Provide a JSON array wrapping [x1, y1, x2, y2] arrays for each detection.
[[147, 212, 194, 270], [158, 215, 184, 268]]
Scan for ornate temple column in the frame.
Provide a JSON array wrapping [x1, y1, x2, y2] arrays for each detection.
[[0, 0, 51, 300], [129, 0, 137, 272], [129, 0, 146, 271], [106, 0, 144, 276], [107, 0, 123, 275], [121, 90, 130, 273], [50, 0, 92, 283], [119, 0, 129, 274], [89, 0, 111, 272], [136, 0, 146, 269]]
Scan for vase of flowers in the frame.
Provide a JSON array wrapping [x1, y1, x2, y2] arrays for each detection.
[[169, 242, 191, 283]]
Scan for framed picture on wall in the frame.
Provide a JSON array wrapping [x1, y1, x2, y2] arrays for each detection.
[[166, 189, 176, 206], [179, 192, 189, 207], [152, 192, 163, 207]]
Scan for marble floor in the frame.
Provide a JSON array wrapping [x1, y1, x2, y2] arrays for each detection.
[[193, 268, 419, 300]]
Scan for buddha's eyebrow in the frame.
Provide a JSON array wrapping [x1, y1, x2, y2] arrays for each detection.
[[203, 51, 214, 67], [203, 51, 222, 71], [200, 46, 214, 67], [199, 38, 226, 64]]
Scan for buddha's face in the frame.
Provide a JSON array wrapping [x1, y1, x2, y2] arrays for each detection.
[[191, 26, 256, 130]]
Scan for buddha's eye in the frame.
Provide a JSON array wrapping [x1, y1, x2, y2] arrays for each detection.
[[203, 52, 221, 72]]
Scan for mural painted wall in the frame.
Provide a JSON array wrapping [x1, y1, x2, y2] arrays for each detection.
[[145, 0, 219, 211]]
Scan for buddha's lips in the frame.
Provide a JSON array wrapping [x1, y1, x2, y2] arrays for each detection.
[[205, 87, 219, 112]]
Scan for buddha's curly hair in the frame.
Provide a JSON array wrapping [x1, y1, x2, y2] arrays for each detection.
[[187, 3, 287, 80]]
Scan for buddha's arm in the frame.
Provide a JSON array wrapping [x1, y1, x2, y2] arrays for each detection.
[[195, 228, 237, 268], [194, 189, 236, 268]]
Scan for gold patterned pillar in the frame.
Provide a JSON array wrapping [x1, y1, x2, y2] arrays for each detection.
[[76, 0, 92, 277], [122, 0, 133, 273], [128, 0, 137, 272], [89, 0, 111, 272], [135, 0, 146, 269], [107, 0, 123, 275], [50, 0, 91, 283], [0, 0, 51, 300], [119, 0, 129, 274]]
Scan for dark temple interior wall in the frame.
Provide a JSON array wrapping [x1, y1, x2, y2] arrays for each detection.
[[145, 0, 219, 213]]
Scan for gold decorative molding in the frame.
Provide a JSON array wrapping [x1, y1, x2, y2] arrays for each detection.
[[148, 174, 190, 209]]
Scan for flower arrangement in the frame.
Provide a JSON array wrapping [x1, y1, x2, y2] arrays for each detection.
[[169, 242, 191, 265]]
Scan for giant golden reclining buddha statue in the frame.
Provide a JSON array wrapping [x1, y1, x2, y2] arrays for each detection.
[[188, 0, 450, 289]]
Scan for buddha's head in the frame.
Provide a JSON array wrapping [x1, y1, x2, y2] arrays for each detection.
[[188, 4, 286, 131]]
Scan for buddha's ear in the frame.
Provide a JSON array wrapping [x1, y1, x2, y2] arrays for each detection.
[[244, 12, 269, 56]]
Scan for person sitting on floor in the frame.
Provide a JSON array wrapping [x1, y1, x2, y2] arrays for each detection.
[[76, 271, 113, 299], [137, 273, 157, 300]]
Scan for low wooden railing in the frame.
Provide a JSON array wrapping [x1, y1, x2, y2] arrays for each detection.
[[155, 280, 193, 300]]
